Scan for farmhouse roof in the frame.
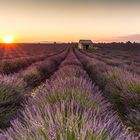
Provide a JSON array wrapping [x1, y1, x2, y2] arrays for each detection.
[[79, 40, 93, 44]]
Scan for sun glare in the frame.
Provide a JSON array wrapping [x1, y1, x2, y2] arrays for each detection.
[[3, 36, 13, 43]]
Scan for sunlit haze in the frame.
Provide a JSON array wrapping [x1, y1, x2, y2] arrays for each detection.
[[0, 0, 140, 43]]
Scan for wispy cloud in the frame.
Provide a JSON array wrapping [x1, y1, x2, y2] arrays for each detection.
[[95, 34, 140, 43], [114, 34, 140, 42]]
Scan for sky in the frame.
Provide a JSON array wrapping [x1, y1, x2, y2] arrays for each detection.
[[0, 0, 140, 43]]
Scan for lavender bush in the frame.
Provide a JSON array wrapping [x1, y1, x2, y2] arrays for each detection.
[[20, 49, 69, 88], [0, 75, 26, 129]]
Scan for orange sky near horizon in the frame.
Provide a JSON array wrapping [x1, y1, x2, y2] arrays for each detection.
[[0, 0, 140, 43]]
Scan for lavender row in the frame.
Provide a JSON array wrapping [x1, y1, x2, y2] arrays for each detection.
[[0, 47, 69, 130], [0, 49, 136, 139], [0, 43, 69, 60], [75, 48, 140, 133], [19, 47, 69, 89], [0, 46, 66, 74], [83, 48, 140, 75]]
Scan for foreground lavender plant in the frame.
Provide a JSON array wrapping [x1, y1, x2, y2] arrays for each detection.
[[1, 97, 129, 140]]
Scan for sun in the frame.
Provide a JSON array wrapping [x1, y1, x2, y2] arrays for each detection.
[[3, 36, 13, 43]]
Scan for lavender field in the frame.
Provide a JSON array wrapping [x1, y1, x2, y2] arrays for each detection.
[[0, 43, 140, 140]]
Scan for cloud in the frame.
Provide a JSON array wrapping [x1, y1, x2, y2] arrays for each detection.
[[115, 34, 140, 42]]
